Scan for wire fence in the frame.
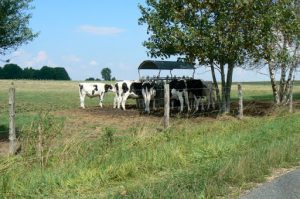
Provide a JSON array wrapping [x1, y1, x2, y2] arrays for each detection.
[[118, 82, 299, 118]]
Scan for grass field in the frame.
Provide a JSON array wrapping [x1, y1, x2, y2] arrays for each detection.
[[0, 80, 300, 198]]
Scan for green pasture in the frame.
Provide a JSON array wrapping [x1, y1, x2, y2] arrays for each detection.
[[0, 80, 299, 112], [0, 80, 300, 198]]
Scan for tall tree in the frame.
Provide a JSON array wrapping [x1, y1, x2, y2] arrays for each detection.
[[139, 0, 274, 113], [0, 0, 38, 55], [2, 63, 23, 79], [247, 0, 300, 105], [53, 67, 70, 80], [101, 67, 112, 81]]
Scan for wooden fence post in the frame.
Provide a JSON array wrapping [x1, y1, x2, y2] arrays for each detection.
[[164, 83, 170, 129], [237, 84, 243, 119], [9, 82, 16, 155]]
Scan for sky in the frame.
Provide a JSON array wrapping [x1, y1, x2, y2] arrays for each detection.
[[1, 0, 298, 81]]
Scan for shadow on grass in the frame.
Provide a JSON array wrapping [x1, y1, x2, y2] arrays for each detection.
[[0, 125, 9, 141], [0, 125, 20, 141]]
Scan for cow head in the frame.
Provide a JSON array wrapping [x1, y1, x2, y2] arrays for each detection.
[[105, 84, 115, 92]]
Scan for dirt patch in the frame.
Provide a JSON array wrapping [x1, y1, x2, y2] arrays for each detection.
[[0, 141, 9, 156]]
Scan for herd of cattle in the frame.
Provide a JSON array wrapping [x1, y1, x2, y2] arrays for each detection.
[[79, 79, 215, 113]]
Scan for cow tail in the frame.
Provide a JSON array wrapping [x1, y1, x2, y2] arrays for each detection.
[[79, 84, 83, 96]]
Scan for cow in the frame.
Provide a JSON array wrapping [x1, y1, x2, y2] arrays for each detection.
[[113, 80, 142, 110], [79, 82, 114, 109], [168, 79, 214, 112], [187, 80, 216, 112], [169, 79, 191, 112], [142, 80, 157, 113], [203, 81, 216, 110], [186, 79, 207, 112]]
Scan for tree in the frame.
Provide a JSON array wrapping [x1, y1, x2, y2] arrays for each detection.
[[23, 67, 38, 79], [53, 67, 70, 80], [0, 67, 3, 79], [139, 0, 274, 113], [2, 63, 23, 79], [39, 66, 54, 80], [246, 0, 300, 106], [0, 0, 38, 55], [101, 67, 112, 81]]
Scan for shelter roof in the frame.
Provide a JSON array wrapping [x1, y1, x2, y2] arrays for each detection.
[[138, 60, 195, 70]]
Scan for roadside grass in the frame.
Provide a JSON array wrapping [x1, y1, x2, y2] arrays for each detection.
[[0, 113, 299, 198]]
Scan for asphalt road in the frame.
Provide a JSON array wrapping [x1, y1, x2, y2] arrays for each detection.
[[240, 168, 300, 199]]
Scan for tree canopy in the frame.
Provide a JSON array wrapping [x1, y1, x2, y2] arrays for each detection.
[[0, 64, 71, 80], [0, 0, 38, 55], [101, 67, 112, 81]]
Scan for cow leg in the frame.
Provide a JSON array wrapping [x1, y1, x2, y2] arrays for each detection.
[[207, 95, 211, 110], [178, 93, 184, 112], [146, 94, 151, 113], [200, 97, 205, 111], [171, 100, 175, 110], [121, 92, 130, 110], [113, 94, 118, 108], [194, 96, 200, 112], [142, 89, 150, 113], [80, 93, 86, 108], [184, 90, 191, 112], [152, 98, 156, 111], [117, 94, 123, 109], [99, 92, 104, 108]]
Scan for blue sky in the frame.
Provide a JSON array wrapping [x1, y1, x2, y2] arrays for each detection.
[[1, 0, 298, 81]]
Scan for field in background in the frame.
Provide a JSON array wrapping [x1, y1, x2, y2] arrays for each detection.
[[0, 80, 300, 198]]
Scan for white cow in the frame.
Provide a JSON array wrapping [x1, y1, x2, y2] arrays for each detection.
[[142, 80, 157, 113], [113, 80, 142, 110], [79, 82, 114, 108]]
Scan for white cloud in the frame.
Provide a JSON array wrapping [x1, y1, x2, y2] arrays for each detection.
[[62, 55, 81, 63], [79, 25, 124, 35], [22, 50, 56, 67], [36, 51, 48, 62], [89, 60, 98, 66]]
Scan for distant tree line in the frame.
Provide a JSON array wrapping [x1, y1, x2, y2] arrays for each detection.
[[0, 64, 70, 80], [85, 67, 116, 81]]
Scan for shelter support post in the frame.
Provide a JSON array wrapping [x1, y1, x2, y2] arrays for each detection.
[[164, 82, 170, 129]]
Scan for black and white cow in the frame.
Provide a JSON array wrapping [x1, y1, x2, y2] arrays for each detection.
[[79, 82, 114, 108], [169, 79, 190, 112], [113, 80, 142, 110], [142, 80, 157, 113], [186, 80, 216, 112], [186, 79, 207, 112], [168, 79, 214, 112]]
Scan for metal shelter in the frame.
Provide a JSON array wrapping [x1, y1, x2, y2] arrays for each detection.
[[138, 60, 196, 79]]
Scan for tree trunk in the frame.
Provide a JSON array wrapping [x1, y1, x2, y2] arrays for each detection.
[[219, 62, 234, 114], [289, 68, 296, 113], [278, 63, 287, 103], [278, 37, 288, 103], [210, 61, 221, 105], [285, 43, 299, 105], [220, 63, 226, 113], [284, 67, 295, 104], [224, 63, 234, 113], [268, 60, 279, 104]]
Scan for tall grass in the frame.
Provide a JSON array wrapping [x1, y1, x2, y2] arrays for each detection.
[[1, 113, 299, 198]]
